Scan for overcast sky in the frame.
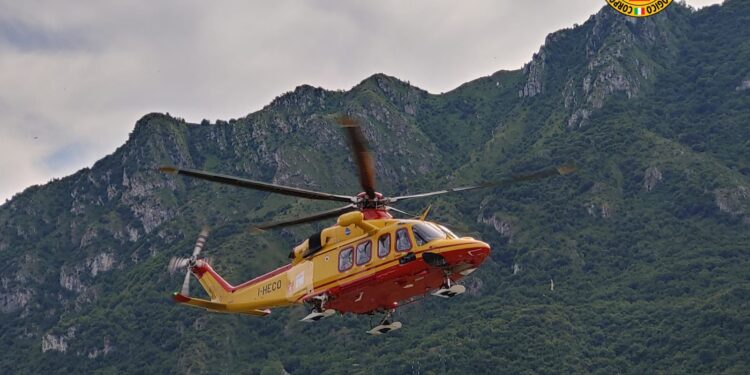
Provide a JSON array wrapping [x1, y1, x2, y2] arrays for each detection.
[[0, 0, 723, 202]]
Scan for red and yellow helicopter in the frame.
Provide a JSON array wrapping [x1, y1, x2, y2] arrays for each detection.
[[161, 117, 574, 335]]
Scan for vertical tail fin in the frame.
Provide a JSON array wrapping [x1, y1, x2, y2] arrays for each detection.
[[172, 260, 273, 316], [190, 260, 234, 302]]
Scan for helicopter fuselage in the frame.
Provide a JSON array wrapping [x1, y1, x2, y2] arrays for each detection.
[[178, 216, 490, 316]]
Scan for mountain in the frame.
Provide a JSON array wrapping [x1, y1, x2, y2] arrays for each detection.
[[3, 2, 750, 373]]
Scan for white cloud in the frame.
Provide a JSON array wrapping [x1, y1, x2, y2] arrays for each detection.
[[0, 0, 724, 202]]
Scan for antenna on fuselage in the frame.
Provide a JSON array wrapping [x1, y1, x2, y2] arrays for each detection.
[[418, 205, 432, 221]]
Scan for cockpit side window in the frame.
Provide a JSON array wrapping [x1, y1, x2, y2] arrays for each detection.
[[395, 228, 412, 252], [355, 241, 372, 266], [412, 223, 446, 246], [339, 247, 353, 271], [378, 234, 391, 258]]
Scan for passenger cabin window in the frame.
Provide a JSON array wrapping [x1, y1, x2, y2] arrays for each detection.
[[355, 241, 372, 266], [339, 247, 353, 271], [412, 223, 446, 246], [395, 228, 412, 252], [378, 234, 391, 258]]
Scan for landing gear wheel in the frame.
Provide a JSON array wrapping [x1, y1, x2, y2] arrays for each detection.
[[301, 309, 336, 323], [301, 294, 336, 323], [367, 309, 402, 335], [432, 278, 466, 298], [367, 321, 402, 335]]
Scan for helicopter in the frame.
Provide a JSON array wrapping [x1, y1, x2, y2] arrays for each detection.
[[162, 116, 574, 335]]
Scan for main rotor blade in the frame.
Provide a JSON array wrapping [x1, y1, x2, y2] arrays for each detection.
[[160, 166, 354, 203], [387, 164, 576, 203], [386, 206, 415, 217], [339, 117, 376, 199], [253, 204, 358, 231]]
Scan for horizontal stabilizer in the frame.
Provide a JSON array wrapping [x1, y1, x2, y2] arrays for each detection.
[[172, 293, 271, 317]]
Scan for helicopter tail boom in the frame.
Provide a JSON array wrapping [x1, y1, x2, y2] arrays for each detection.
[[176, 260, 296, 313], [172, 292, 271, 316]]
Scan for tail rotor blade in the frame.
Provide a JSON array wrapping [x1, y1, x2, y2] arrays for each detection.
[[170, 227, 211, 297], [192, 227, 210, 257], [181, 269, 191, 296], [168, 257, 189, 274]]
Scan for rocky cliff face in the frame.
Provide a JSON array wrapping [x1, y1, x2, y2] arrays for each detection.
[[0, 289, 32, 314], [521, 5, 690, 127], [41, 327, 76, 353], [715, 186, 750, 216]]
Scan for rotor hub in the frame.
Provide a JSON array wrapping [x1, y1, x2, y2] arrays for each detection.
[[361, 208, 392, 220], [355, 191, 387, 209]]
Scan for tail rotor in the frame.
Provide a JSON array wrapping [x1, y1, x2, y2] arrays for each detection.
[[169, 227, 210, 296]]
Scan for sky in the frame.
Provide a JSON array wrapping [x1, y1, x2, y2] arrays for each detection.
[[0, 0, 723, 202]]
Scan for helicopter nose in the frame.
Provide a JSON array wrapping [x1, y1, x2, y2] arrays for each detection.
[[451, 237, 490, 253], [471, 238, 492, 254], [452, 240, 491, 275], [465, 240, 491, 262], [471, 239, 491, 253]]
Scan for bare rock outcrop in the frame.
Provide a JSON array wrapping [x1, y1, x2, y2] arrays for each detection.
[[0, 290, 32, 313], [86, 337, 114, 359], [643, 166, 663, 191], [565, 11, 665, 127], [121, 173, 176, 234], [88, 253, 115, 277], [478, 213, 513, 240], [519, 50, 545, 98], [715, 186, 749, 216], [41, 327, 76, 353], [521, 6, 681, 128], [60, 252, 116, 293], [60, 266, 85, 293]]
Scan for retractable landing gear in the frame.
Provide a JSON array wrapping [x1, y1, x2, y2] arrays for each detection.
[[301, 294, 336, 323], [431, 277, 466, 298], [367, 310, 402, 336]]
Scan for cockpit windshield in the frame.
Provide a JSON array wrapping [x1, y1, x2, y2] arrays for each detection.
[[412, 223, 447, 246], [436, 224, 458, 239]]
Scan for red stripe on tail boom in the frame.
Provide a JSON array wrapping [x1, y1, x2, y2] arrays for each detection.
[[193, 262, 292, 293]]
